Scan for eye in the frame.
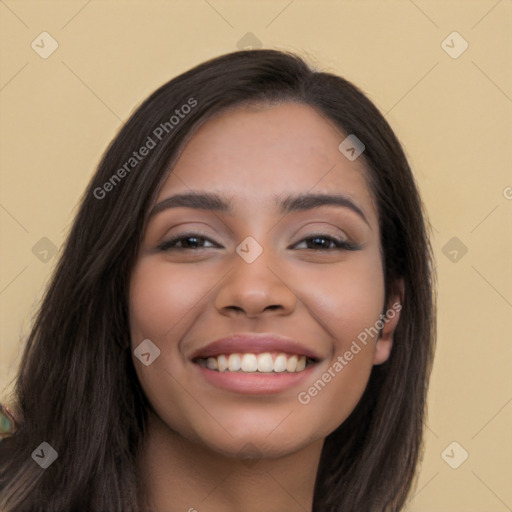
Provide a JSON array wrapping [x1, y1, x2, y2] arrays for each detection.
[[157, 232, 219, 251], [293, 234, 361, 251], [157, 232, 361, 252]]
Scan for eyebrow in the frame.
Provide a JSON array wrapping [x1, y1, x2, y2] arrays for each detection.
[[150, 191, 370, 226]]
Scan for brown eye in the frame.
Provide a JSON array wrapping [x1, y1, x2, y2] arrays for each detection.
[[158, 233, 219, 251], [293, 234, 361, 251]]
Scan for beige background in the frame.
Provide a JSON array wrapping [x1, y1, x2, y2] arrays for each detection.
[[1, 1, 511, 510]]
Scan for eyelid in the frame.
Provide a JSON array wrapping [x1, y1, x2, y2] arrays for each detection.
[[291, 233, 361, 251], [157, 230, 362, 252], [157, 231, 219, 251]]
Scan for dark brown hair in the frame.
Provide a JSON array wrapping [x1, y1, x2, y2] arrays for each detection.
[[0, 49, 436, 511]]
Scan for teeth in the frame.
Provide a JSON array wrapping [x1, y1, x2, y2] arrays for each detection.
[[273, 354, 287, 372], [257, 353, 274, 373], [286, 355, 297, 372], [198, 352, 313, 373], [217, 354, 228, 372], [241, 354, 258, 372], [206, 357, 218, 370], [296, 356, 306, 372], [228, 353, 241, 371]]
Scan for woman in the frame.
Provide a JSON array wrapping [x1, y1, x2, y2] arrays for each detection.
[[0, 49, 436, 511]]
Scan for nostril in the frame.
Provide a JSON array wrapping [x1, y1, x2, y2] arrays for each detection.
[[226, 306, 244, 313]]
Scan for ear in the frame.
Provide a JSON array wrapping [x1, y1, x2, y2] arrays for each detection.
[[373, 278, 404, 365]]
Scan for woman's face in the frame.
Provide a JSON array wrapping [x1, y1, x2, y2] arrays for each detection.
[[129, 102, 400, 458]]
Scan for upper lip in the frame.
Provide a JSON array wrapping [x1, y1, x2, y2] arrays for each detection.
[[190, 333, 322, 361]]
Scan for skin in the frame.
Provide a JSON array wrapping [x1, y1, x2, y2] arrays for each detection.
[[130, 102, 402, 511]]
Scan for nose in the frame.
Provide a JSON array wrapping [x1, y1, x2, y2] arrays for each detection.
[[214, 246, 298, 319]]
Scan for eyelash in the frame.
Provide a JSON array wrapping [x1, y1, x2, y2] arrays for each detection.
[[157, 232, 361, 252]]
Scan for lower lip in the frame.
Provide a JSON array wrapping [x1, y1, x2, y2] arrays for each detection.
[[194, 363, 316, 395]]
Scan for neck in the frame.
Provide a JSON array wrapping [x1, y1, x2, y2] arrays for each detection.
[[136, 412, 323, 512]]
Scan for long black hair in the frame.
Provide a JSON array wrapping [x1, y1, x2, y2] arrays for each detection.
[[0, 49, 436, 512]]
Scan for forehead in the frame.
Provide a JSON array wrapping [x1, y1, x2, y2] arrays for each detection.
[[158, 102, 377, 223]]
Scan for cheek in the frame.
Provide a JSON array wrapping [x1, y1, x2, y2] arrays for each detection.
[[296, 349, 375, 440], [128, 259, 211, 437], [301, 251, 385, 346], [129, 259, 207, 340], [293, 252, 384, 433]]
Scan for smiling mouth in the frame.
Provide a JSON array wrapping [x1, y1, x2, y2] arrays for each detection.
[[194, 352, 317, 373]]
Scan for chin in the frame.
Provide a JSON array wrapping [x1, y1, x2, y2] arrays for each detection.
[[201, 434, 310, 461], [189, 417, 323, 461]]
